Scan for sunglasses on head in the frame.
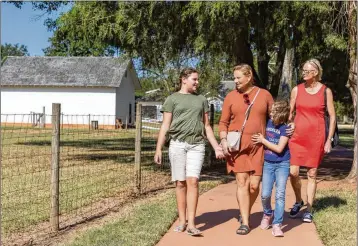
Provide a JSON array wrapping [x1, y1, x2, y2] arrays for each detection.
[[243, 94, 250, 105]]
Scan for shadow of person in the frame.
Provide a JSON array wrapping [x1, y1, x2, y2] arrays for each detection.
[[245, 212, 264, 229], [281, 211, 304, 233], [282, 196, 347, 233], [313, 196, 347, 212], [248, 211, 304, 233], [195, 209, 238, 231]]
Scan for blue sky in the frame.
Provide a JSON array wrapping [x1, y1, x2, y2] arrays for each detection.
[[1, 2, 71, 56]]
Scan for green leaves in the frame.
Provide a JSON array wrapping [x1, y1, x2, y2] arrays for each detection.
[[1, 43, 29, 63], [324, 34, 348, 51], [25, 1, 351, 101]]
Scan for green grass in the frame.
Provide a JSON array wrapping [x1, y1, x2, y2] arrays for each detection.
[[339, 133, 354, 149], [314, 187, 357, 246], [64, 178, 230, 246], [1, 126, 171, 239]]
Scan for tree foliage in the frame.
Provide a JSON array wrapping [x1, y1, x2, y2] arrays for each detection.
[[1, 43, 29, 62], [11, 1, 357, 179], [12, 1, 352, 100]]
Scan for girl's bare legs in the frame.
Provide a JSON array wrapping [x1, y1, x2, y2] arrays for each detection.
[[176, 180, 187, 226], [186, 177, 199, 229]]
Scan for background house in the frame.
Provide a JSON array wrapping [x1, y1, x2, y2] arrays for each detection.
[[1, 56, 141, 126], [207, 80, 236, 112]]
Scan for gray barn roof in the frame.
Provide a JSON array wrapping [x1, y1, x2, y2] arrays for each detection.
[[1, 56, 141, 89]]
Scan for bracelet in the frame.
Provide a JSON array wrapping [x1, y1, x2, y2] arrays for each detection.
[[220, 138, 227, 141]]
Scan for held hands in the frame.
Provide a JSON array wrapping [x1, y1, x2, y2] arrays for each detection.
[[286, 122, 295, 137], [251, 133, 264, 145], [220, 139, 232, 157], [154, 150, 162, 165], [214, 145, 225, 159]]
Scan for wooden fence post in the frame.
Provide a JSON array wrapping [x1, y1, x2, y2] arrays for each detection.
[[61, 113, 64, 130], [125, 116, 128, 130], [208, 104, 215, 167], [135, 103, 142, 194], [50, 103, 61, 232], [88, 114, 91, 131], [40, 106, 45, 128], [30, 112, 34, 126]]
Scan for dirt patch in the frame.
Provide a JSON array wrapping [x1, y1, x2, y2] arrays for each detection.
[[317, 179, 357, 191]]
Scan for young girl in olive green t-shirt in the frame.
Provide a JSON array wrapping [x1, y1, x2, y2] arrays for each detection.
[[154, 68, 224, 236]]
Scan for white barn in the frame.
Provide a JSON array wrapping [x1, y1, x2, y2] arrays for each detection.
[[207, 80, 236, 112], [1, 56, 141, 127]]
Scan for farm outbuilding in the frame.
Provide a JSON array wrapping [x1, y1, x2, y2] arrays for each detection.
[[1, 56, 141, 127]]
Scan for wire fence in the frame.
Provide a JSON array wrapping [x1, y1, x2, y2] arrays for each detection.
[[0, 103, 222, 245]]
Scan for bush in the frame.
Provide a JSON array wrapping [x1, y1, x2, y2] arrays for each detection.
[[334, 101, 354, 121], [214, 111, 222, 124]]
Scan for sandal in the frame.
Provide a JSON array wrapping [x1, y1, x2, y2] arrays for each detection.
[[238, 214, 252, 228], [173, 224, 187, 233], [236, 224, 250, 235], [186, 227, 202, 236]]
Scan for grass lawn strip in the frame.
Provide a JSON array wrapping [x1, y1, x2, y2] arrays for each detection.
[[314, 186, 356, 246], [65, 178, 229, 246]]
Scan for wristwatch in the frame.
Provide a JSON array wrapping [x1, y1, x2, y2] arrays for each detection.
[[330, 137, 334, 142]]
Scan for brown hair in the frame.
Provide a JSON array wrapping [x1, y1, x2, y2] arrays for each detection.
[[271, 100, 290, 126], [233, 63, 254, 83], [175, 67, 198, 91]]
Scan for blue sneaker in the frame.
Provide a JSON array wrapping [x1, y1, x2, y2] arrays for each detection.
[[302, 212, 313, 223], [289, 201, 304, 218]]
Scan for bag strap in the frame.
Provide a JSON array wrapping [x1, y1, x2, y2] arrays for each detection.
[[294, 84, 299, 114], [324, 86, 328, 117], [240, 88, 261, 132]]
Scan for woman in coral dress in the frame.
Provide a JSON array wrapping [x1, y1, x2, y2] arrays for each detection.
[[288, 58, 336, 223], [219, 64, 274, 235]]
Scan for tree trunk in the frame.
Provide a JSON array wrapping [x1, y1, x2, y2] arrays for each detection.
[[346, 58, 357, 182], [234, 38, 265, 89], [233, 7, 265, 89], [269, 37, 286, 98], [256, 3, 270, 88], [257, 49, 270, 88], [277, 47, 295, 100], [346, 1, 357, 182]]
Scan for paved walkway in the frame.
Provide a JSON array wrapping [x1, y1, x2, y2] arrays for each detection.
[[157, 146, 352, 246], [157, 180, 323, 246]]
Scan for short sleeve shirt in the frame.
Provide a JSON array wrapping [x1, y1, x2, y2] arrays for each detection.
[[161, 92, 209, 144], [264, 119, 291, 162]]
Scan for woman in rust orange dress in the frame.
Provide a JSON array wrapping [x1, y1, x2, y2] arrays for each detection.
[[219, 64, 274, 235], [288, 58, 336, 223]]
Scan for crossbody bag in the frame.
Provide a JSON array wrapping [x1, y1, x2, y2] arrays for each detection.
[[227, 88, 261, 152]]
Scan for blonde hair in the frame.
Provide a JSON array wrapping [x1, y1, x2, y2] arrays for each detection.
[[233, 63, 254, 83], [304, 58, 323, 81], [175, 67, 198, 91], [271, 100, 290, 126]]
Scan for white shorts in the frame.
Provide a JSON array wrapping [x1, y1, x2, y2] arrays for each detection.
[[168, 139, 205, 182]]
